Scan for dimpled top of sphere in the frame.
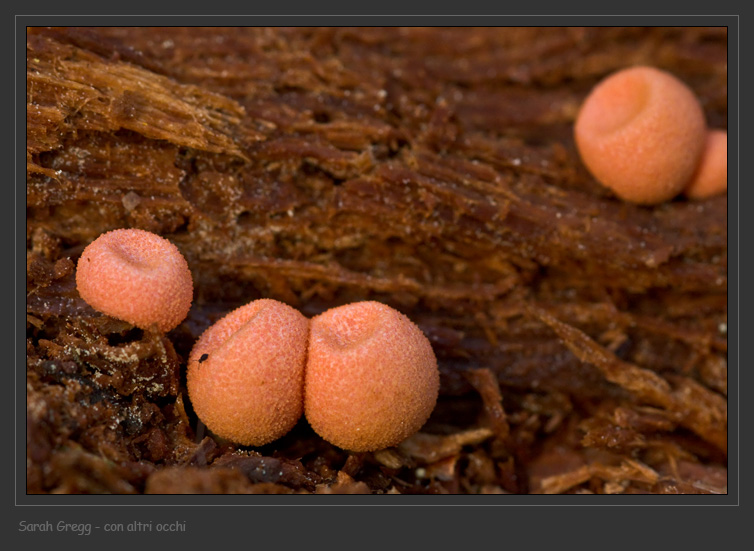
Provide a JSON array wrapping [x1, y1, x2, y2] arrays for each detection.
[[684, 130, 728, 199], [75, 229, 193, 332], [305, 301, 439, 452], [574, 66, 707, 205], [187, 299, 309, 447]]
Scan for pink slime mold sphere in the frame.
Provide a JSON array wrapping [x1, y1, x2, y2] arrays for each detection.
[[575, 66, 707, 204], [187, 299, 309, 447], [684, 129, 728, 199], [305, 301, 439, 452], [76, 229, 193, 332]]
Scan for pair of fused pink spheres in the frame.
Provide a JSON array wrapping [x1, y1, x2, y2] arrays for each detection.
[[187, 298, 439, 451], [76, 229, 439, 452], [575, 66, 727, 204]]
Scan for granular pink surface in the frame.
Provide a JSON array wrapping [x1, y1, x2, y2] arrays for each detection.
[[76, 229, 193, 332], [187, 299, 309, 446], [574, 66, 707, 204], [305, 301, 439, 452]]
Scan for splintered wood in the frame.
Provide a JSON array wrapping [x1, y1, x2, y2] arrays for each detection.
[[26, 27, 727, 494]]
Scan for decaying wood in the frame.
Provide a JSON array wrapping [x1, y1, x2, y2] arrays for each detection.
[[26, 27, 727, 494]]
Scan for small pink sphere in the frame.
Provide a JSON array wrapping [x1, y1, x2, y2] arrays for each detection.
[[305, 301, 439, 452], [575, 66, 707, 204], [187, 299, 309, 446], [684, 129, 728, 199], [76, 229, 193, 332]]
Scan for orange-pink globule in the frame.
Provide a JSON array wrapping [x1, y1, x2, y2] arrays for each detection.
[[187, 299, 310, 447], [574, 66, 707, 204], [684, 129, 728, 199], [305, 301, 440, 452], [76, 229, 193, 332]]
